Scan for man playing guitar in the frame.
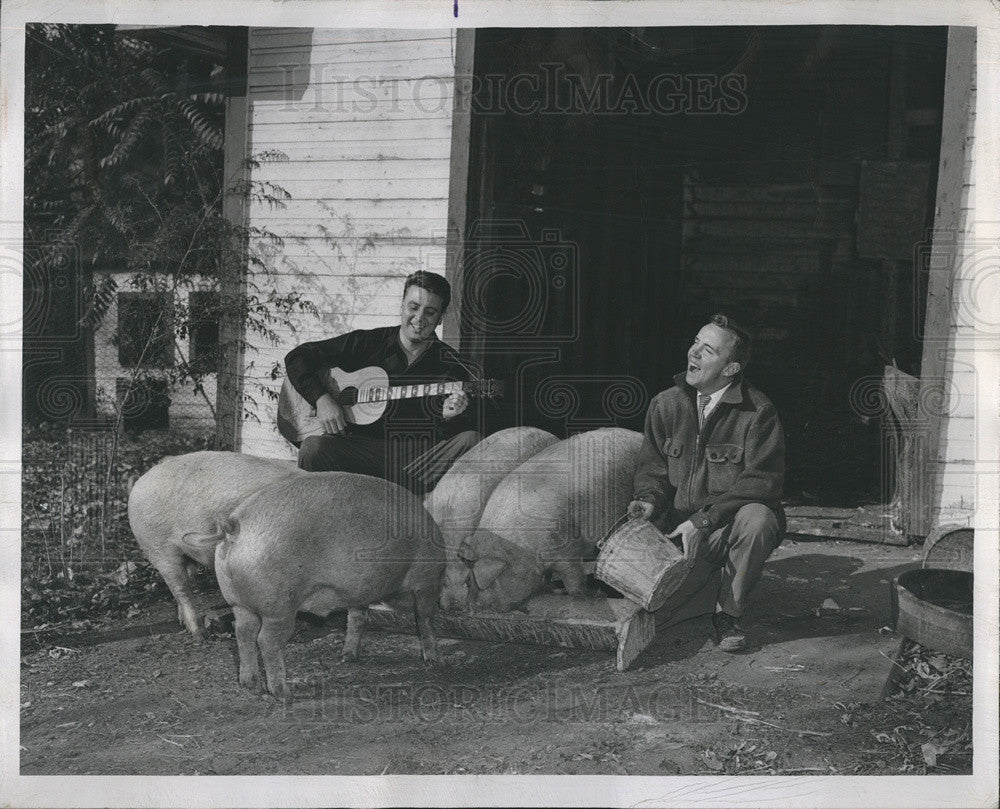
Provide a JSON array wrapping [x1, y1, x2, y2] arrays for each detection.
[[284, 271, 482, 494]]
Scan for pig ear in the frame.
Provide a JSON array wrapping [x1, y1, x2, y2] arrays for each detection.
[[472, 556, 508, 590]]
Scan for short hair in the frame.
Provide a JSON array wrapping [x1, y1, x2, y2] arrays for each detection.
[[710, 313, 752, 371], [403, 271, 451, 311]]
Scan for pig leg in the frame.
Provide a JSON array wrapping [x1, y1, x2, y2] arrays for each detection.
[[341, 607, 366, 662], [148, 549, 205, 640], [256, 612, 297, 702], [232, 605, 263, 692], [411, 589, 440, 664]]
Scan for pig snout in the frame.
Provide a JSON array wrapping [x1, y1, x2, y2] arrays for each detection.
[[128, 450, 300, 640], [439, 567, 473, 612], [214, 472, 445, 702]]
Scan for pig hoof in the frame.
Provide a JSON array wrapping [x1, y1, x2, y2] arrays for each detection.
[[269, 683, 292, 704], [340, 651, 359, 664], [239, 673, 262, 693], [179, 612, 207, 641]]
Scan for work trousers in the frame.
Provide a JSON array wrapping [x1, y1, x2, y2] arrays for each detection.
[[694, 503, 783, 618], [298, 429, 482, 495]]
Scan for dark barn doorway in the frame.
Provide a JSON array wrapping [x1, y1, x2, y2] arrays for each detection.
[[461, 26, 947, 506]]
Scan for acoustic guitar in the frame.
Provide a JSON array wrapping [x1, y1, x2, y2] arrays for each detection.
[[277, 365, 503, 445]]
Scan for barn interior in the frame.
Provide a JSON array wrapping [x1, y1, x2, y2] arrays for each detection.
[[460, 26, 947, 507]]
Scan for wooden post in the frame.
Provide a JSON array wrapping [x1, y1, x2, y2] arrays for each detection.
[[883, 363, 919, 529], [911, 27, 976, 536], [216, 32, 250, 451], [442, 29, 475, 352]]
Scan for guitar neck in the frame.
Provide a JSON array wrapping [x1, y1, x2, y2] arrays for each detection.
[[352, 380, 469, 405]]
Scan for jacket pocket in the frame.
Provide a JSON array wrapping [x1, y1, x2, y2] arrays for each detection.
[[664, 438, 685, 483], [705, 443, 744, 494]]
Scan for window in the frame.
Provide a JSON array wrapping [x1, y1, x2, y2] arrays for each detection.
[[116, 377, 170, 430], [189, 290, 220, 373], [115, 292, 174, 368]]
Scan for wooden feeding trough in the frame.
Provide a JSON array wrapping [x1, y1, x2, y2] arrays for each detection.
[[366, 557, 720, 672]]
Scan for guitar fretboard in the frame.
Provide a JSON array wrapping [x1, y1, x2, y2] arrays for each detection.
[[353, 381, 468, 404]]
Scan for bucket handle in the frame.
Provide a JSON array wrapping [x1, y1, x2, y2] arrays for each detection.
[[596, 513, 631, 550]]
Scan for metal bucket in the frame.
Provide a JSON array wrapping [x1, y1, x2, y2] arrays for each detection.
[[595, 517, 695, 612]]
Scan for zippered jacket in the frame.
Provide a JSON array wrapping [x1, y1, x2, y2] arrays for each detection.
[[632, 372, 786, 534]]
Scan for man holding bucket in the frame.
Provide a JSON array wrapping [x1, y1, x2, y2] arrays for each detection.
[[627, 314, 785, 652]]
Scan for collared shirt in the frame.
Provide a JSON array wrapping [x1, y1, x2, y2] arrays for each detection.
[[700, 381, 734, 425]]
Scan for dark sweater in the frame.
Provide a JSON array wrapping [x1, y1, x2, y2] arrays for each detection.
[[284, 326, 478, 439]]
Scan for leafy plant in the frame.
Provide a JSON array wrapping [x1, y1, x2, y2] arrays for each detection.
[[24, 23, 317, 438]]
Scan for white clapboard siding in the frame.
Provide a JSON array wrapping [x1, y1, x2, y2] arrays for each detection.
[[252, 158, 450, 182], [255, 266, 428, 283], [248, 104, 455, 127], [242, 27, 457, 458], [250, 30, 452, 52], [930, 75, 977, 527], [251, 44, 453, 68], [250, 140, 454, 161], [249, 116, 452, 142], [250, 176, 451, 200], [251, 61, 456, 87]]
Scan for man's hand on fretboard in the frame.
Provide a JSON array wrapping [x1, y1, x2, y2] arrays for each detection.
[[442, 390, 470, 420]]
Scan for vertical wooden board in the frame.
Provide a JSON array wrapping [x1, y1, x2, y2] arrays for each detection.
[[218, 91, 250, 450], [443, 29, 475, 349], [616, 610, 655, 672], [914, 27, 977, 535]]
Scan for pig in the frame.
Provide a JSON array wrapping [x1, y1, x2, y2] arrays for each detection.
[[186, 472, 445, 702], [458, 427, 644, 613], [424, 426, 558, 610], [128, 450, 301, 639]]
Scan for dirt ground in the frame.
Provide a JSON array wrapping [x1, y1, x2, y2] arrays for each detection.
[[19, 537, 973, 776]]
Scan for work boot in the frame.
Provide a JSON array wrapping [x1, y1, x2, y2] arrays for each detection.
[[711, 611, 747, 652]]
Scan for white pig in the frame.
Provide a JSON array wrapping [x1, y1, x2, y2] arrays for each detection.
[[187, 472, 445, 702], [458, 427, 644, 612], [424, 426, 558, 610], [128, 450, 300, 638]]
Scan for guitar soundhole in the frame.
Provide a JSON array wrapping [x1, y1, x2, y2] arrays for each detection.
[[339, 387, 360, 407]]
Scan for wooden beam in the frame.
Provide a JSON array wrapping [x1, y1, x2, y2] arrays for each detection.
[[216, 37, 250, 451], [912, 27, 976, 536], [785, 505, 908, 545], [365, 593, 655, 671], [442, 29, 475, 351]]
